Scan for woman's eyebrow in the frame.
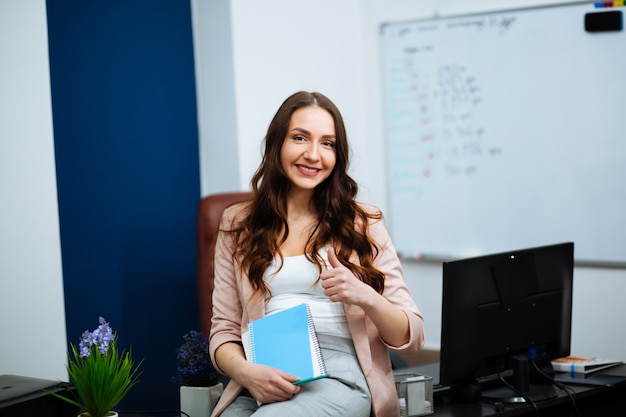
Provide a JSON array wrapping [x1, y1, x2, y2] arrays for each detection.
[[290, 127, 336, 139]]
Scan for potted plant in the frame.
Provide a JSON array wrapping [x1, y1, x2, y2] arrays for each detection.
[[49, 317, 142, 417], [172, 330, 223, 417]]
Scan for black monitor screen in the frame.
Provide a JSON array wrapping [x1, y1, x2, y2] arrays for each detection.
[[439, 242, 574, 402]]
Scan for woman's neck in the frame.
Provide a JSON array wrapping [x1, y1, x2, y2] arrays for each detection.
[[281, 190, 319, 256], [286, 189, 316, 220]]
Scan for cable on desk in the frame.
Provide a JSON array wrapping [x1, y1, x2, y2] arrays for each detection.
[[493, 400, 505, 416], [496, 370, 540, 417], [530, 359, 580, 417]]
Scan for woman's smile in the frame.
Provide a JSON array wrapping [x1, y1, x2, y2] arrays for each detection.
[[296, 164, 321, 176]]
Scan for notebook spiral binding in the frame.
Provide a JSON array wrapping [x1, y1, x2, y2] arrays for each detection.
[[305, 304, 328, 375], [248, 322, 258, 364]]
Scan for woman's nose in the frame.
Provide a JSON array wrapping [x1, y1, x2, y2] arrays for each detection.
[[304, 143, 320, 161]]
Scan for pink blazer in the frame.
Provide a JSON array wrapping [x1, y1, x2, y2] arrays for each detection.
[[209, 203, 425, 417]]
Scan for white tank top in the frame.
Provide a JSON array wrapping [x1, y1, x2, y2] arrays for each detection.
[[263, 247, 351, 338]]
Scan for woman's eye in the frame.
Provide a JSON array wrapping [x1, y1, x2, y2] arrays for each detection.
[[322, 140, 336, 148], [293, 135, 306, 142]]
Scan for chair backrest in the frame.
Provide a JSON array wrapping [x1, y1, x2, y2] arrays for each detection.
[[196, 191, 253, 337]]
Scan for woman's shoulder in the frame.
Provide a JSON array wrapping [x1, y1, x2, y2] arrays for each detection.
[[353, 202, 392, 246], [221, 200, 252, 227], [355, 201, 383, 218], [354, 201, 385, 231]]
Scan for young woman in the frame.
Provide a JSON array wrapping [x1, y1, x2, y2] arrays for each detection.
[[209, 91, 425, 417]]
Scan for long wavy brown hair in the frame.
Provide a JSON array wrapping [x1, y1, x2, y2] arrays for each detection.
[[228, 91, 385, 295]]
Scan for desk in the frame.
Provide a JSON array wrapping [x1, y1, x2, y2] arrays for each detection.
[[409, 363, 626, 417], [0, 375, 78, 417]]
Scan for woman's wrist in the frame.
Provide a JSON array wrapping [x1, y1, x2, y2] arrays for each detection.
[[215, 342, 249, 380]]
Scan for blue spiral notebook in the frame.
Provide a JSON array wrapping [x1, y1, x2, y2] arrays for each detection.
[[242, 303, 328, 385]]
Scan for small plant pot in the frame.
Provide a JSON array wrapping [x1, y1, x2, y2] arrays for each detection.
[[180, 383, 224, 417]]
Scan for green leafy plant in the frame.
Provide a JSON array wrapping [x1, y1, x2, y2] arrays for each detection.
[[50, 317, 142, 417]]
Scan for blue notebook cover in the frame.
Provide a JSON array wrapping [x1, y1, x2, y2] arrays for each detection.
[[243, 303, 328, 385]]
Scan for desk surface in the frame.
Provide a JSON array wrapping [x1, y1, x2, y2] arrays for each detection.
[[0, 375, 77, 417], [408, 363, 626, 417]]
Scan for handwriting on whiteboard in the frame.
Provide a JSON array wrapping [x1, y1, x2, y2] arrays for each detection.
[[384, 20, 509, 196]]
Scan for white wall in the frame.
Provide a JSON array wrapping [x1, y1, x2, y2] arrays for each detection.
[[191, 0, 241, 196], [198, 0, 626, 360], [0, 0, 67, 380]]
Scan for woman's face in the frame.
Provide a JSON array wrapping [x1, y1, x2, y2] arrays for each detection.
[[280, 106, 337, 194]]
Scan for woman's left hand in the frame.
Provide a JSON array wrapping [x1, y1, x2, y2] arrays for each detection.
[[319, 247, 374, 307], [320, 247, 411, 347]]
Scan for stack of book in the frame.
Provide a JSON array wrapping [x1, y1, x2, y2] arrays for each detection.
[[551, 356, 622, 375]]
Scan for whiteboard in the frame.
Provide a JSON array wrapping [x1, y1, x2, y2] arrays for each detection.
[[381, 2, 626, 265]]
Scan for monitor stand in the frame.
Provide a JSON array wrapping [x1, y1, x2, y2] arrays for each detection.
[[482, 354, 557, 403], [482, 383, 556, 403]]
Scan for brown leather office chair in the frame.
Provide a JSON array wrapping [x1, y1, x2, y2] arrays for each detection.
[[196, 191, 253, 337]]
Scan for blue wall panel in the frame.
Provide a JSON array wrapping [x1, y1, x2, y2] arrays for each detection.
[[47, 0, 201, 410]]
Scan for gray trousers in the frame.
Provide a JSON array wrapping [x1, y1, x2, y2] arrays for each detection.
[[220, 334, 372, 417]]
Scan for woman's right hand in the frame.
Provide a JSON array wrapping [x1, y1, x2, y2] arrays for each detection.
[[235, 362, 301, 404], [215, 342, 301, 404]]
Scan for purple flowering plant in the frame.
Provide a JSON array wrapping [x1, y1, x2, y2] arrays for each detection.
[[49, 317, 142, 417], [172, 330, 220, 387]]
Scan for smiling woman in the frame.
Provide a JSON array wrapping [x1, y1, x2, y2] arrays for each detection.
[[280, 106, 337, 201], [206, 91, 426, 417]]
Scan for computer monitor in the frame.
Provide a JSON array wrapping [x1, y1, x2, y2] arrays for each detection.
[[439, 242, 574, 403]]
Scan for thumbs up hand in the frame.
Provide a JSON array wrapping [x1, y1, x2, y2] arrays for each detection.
[[326, 246, 343, 269], [319, 247, 373, 306]]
